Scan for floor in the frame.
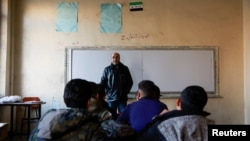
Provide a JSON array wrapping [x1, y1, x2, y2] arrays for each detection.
[[3, 135, 28, 141], [2, 121, 36, 141]]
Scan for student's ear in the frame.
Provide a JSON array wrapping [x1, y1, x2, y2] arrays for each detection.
[[136, 91, 141, 100], [86, 99, 91, 108], [176, 98, 181, 110], [96, 93, 99, 99]]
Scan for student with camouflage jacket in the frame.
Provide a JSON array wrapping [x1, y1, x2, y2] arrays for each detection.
[[29, 79, 113, 141]]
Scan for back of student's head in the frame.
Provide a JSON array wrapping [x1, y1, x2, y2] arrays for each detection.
[[64, 79, 92, 109], [180, 85, 208, 112], [138, 80, 156, 98], [89, 81, 98, 98], [154, 85, 161, 99], [97, 83, 106, 100]]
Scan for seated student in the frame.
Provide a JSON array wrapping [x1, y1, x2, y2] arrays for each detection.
[[154, 84, 162, 100], [137, 85, 210, 141], [29, 79, 113, 141], [97, 83, 118, 120], [116, 80, 168, 133], [88, 81, 118, 122]]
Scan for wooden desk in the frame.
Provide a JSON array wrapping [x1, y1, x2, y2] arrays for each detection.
[[0, 101, 46, 139]]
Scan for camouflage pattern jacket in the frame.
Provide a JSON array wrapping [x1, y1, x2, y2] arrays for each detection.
[[29, 108, 113, 141], [88, 98, 113, 122]]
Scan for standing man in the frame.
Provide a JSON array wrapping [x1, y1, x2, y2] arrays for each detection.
[[101, 52, 133, 114]]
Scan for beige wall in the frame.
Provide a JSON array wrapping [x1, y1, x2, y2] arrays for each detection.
[[0, 0, 8, 97], [0, 0, 12, 124], [244, 0, 250, 123], [1, 0, 249, 129]]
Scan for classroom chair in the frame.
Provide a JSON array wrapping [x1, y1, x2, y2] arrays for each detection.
[[20, 97, 41, 135]]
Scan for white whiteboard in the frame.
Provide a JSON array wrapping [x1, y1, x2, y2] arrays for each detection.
[[65, 47, 218, 95]]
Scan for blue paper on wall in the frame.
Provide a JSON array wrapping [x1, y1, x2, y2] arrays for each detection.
[[56, 2, 78, 32], [100, 3, 122, 33]]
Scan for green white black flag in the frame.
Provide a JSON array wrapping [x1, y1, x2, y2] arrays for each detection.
[[130, 1, 143, 11]]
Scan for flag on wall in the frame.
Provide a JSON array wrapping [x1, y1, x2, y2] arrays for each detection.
[[130, 1, 143, 11]]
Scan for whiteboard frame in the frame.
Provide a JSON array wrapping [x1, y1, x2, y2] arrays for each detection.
[[65, 46, 219, 98]]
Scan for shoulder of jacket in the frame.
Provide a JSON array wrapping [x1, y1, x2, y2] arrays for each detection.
[[100, 110, 113, 121]]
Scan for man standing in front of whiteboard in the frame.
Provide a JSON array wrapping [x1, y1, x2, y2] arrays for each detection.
[[101, 52, 133, 114]]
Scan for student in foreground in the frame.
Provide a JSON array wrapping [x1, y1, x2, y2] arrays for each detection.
[[29, 79, 112, 141], [136, 85, 210, 141], [88, 81, 118, 122]]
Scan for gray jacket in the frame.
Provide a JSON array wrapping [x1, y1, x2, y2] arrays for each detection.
[[137, 110, 210, 141]]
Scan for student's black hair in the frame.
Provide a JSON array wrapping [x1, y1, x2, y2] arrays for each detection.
[[97, 83, 106, 100], [89, 81, 98, 98], [63, 79, 92, 109], [180, 85, 208, 112], [138, 80, 157, 98], [154, 85, 161, 99]]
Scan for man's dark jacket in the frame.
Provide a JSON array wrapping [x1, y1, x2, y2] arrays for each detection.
[[101, 62, 133, 102]]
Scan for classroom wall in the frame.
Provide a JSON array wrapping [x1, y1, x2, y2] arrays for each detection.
[[0, 0, 8, 97], [243, 0, 250, 123], [0, 0, 248, 127], [0, 0, 12, 124]]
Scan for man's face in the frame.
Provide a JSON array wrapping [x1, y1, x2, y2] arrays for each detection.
[[112, 53, 120, 65]]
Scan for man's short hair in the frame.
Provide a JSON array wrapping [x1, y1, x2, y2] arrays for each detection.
[[138, 80, 156, 98], [180, 85, 208, 112], [64, 79, 92, 108]]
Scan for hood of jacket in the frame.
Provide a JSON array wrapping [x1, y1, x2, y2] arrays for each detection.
[[37, 108, 93, 140]]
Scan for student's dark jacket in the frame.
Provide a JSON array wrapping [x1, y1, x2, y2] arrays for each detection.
[[136, 110, 210, 141], [101, 62, 133, 102]]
